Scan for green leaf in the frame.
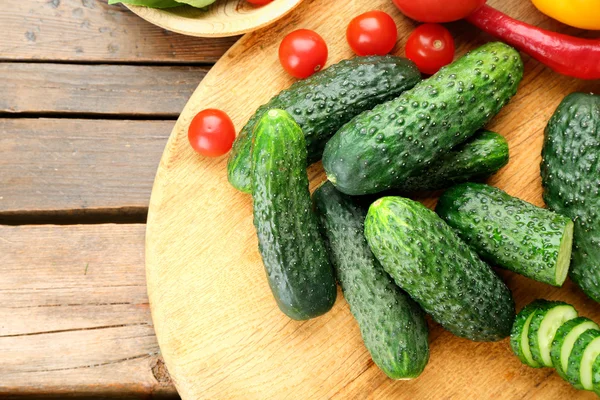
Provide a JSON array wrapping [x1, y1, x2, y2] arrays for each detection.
[[174, 0, 216, 7], [108, 0, 184, 8]]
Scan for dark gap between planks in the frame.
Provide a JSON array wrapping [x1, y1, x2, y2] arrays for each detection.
[[0, 208, 148, 226], [0, 112, 180, 121]]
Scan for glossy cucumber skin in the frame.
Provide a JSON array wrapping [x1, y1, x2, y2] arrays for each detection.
[[565, 328, 600, 390], [323, 42, 523, 195], [526, 302, 577, 367], [593, 353, 600, 395], [364, 197, 515, 342], [313, 182, 429, 379], [552, 317, 600, 380], [397, 130, 509, 192], [436, 183, 573, 286], [510, 300, 549, 368], [541, 92, 600, 302], [228, 56, 422, 193], [252, 109, 336, 320]]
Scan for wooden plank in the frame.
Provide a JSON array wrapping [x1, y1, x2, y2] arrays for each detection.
[[0, 118, 169, 217], [0, 63, 208, 116], [0, 224, 177, 397], [0, 0, 236, 63]]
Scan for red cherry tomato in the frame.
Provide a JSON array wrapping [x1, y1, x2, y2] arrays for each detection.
[[346, 10, 398, 56], [245, 0, 273, 5], [405, 24, 455, 75], [392, 0, 486, 23], [188, 109, 236, 157], [279, 29, 328, 79]]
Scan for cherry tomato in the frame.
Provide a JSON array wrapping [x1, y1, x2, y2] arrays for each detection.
[[405, 24, 455, 75], [245, 0, 273, 5], [279, 29, 328, 79], [188, 109, 236, 157], [392, 0, 486, 23], [346, 11, 398, 56]]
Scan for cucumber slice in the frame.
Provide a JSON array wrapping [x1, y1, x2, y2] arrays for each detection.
[[528, 302, 578, 367], [581, 336, 600, 390], [593, 353, 600, 394], [566, 329, 600, 390], [551, 317, 600, 379], [510, 301, 546, 368]]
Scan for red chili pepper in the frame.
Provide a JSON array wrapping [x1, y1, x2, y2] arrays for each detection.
[[466, 5, 600, 80]]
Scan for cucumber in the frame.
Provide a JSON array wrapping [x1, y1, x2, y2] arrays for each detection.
[[541, 92, 600, 302], [323, 42, 523, 195], [436, 183, 574, 287], [313, 182, 429, 379], [551, 317, 599, 380], [526, 301, 578, 367], [396, 130, 509, 192], [228, 56, 422, 193], [566, 329, 600, 390], [251, 109, 336, 320], [510, 300, 548, 368], [364, 196, 515, 342]]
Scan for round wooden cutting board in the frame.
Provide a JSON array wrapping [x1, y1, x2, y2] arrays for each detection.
[[146, 1, 600, 398]]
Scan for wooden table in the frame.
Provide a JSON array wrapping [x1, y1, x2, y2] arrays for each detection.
[[0, 1, 236, 397]]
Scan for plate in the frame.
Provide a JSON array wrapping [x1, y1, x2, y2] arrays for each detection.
[[146, 0, 600, 398], [126, 0, 303, 38]]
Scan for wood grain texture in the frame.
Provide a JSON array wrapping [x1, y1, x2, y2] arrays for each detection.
[[145, 0, 600, 399], [0, 63, 207, 116], [127, 0, 303, 38], [0, 224, 177, 398], [0, 118, 169, 216], [0, 0, 236, 63]]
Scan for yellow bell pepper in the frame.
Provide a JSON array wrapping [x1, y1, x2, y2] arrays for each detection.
[[532, 0, 600, 30]]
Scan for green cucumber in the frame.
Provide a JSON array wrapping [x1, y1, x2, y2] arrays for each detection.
[[510, 301, 548, 368], [364, 196, 515, 342], [313, 182, 429, 379], [552, 317, 600, 380], [566, 329, 600, 390], [323, 42, 523, 195], [541, 92, 600, 302], [396, 130, 509, 192], [436, 183, 574, 287], [251, 109, 336, 320], [228, 56, 422, 193], [526, 301, 578, 367]]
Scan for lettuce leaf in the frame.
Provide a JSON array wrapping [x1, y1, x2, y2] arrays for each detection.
[[108, 0, 216, 8], [108, 0, 184, 8]]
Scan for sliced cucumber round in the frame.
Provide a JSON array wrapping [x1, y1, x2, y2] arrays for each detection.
[[528, 302, 578, 367], [510, 300, 547, 368], [593, 353, 600, 395], [566, 329, 600, 390], [551, 317, 600, 379]]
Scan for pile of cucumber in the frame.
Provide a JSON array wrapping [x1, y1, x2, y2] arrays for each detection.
[[511, 300, 600, 395], [228, 40, 600, 392]]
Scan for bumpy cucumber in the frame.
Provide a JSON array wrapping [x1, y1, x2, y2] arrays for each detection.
[[552, 317, 600, 380], [510, 300, 549, 368], [566, 329, 600, 390], [252, 109, 336, 320], [541, 92, 600, 302], [527, 301, 578, 367], [436, 183, 574, 287], [228, 56, 421, 193], [364, 197, 515, 341], [323, 42, 523, 195], [313, 182, 429, 379], [397, 130, 509, 192]]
